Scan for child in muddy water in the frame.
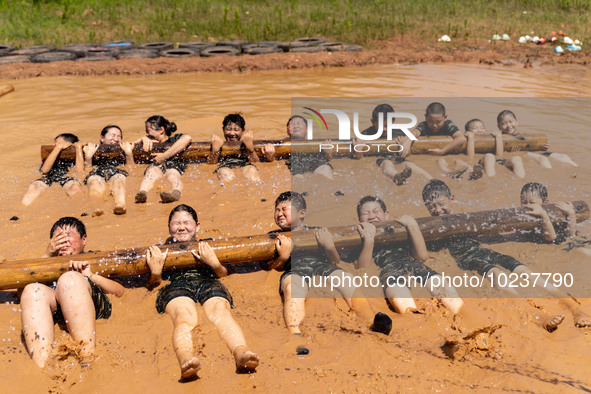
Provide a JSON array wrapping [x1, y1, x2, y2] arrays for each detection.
[[134, 115, 192, 204], [344, 195, 464, 315], [83, 125, 135, 215], [21, 133, 84, 206], [518, 182, 591, 328], [145, 204, 259, 379], [421, 179, 583, 331], [496, 109, 578, 169], [209, 113, 275, 184], [282, 115, 335, 179], [20, 217, 125, 368], [267, 191, 391, 355]]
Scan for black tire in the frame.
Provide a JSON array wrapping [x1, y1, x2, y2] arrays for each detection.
[[319, 42, 348, 51], [76, 56, 116, 62], [216, 40, 250, 48], [32, 51, 77, 63], [294, 37, 326, 46], [258, 41, 281, 47], [11, 45, 56, 56], [59, 44, 97, 57], [84, 47, 120, 58], [0, 45, 16, 56], [138, 41, 174, 51], [290, 46, 327, 53], [344, 44, 363, 52], [200, 46, 240, 57], [118, 49, 159, 59], [277, 41, 310, 51], [102, 40, 135, 50], [0, 55, 31, 64], [243, 46, 282, 55], [159, 48, 198, 58], [179, 42, 214, 52]]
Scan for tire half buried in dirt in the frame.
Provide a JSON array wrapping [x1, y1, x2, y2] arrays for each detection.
[[0, 55, 31, 64], [200, 46, 240, 57], [32, 51, 77, 63], [138, 42, 174, 51], [160, 48, 198, 58], [0, 45, 16, 56], [179, 42, 213, 52], [76, 56, 116, 62], [294, 37, 326, 45], [290, 46, 327, 53], [217, 40, 250, 48], [243, 46, 283, 55], [11, 45, 56, 56], [118, 49, 159, 59]]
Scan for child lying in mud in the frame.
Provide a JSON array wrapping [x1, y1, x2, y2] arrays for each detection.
[[22, 133, 84, 206], [209, 113, 274, 184], [421, 179, 582, 331], [496, 110, 577, 169], [356, 104, 432, 185], [135, 115, 192, 204], [518, 182, 591, 328], [343, 196, 464, 314], [267, 192, 390, 355], [283, 115, 335, 179], [83, 125, 135, 215], [145, 204, 259, 379], [20, 217, 125, 368]]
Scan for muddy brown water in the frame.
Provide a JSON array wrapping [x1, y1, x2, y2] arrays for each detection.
[[0, 63, 590, 392]]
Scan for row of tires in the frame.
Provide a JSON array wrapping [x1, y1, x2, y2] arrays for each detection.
[[0, 38, 362, 65]]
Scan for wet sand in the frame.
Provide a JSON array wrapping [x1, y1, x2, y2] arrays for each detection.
[[0, 64, 590, 392]]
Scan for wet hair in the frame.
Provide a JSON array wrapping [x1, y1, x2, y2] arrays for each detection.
[[357, 196, 387, 218], [100, 125, 122, 138], [55, 133, 79, 144], [464, 119, 483, 131], [372, 104, 395, 121], [422, 179, 451, 203], [425, 102, 446, 117], [275, 191, 306, 211], [146, 115, 177, 136], [223, 113, 246, 130], [50, 217, 86, 238], [497, 110, 516, 125], [520, 182, 548, 202], [287, 115, 306, 127], [168, 204, 198, 225]]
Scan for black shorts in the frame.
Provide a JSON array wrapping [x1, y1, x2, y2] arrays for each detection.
[[278, 258, 339, 296], [36, 173, 76, 187], [84, 166, 128, 184], [456, 249, 523, 276], [495, 158, 507, 166], [288, 155, 332, 175], [156, 272, 233, 313], [53, 278, 112, 321], [378, 257, 439, 287], [146, 160, 187, 176], [215, 157, 255, 173]]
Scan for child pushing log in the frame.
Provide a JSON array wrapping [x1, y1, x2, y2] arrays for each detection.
[[0, 201, 587, 290]]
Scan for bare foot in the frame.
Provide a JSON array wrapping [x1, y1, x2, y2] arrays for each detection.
[[469, 164, 484, 180], [180, 357, 201, 379], [135, 190, 147, 204], [113, 205, 126, 215], [543, 314, 564, 332], [233, 346, 259, 373], [574, 311, 591, 328], [160, 189, 181, 203]]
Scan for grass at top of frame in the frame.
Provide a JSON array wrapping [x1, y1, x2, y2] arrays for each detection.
[[0, 0, 589, 49]]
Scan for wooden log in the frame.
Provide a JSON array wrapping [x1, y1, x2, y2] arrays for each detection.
[[0, 201, 585, 290], [0, 84, 14, 98], [39, 133, 547, 163]]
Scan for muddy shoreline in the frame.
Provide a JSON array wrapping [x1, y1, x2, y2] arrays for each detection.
[[1, 39, 589, 80]]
